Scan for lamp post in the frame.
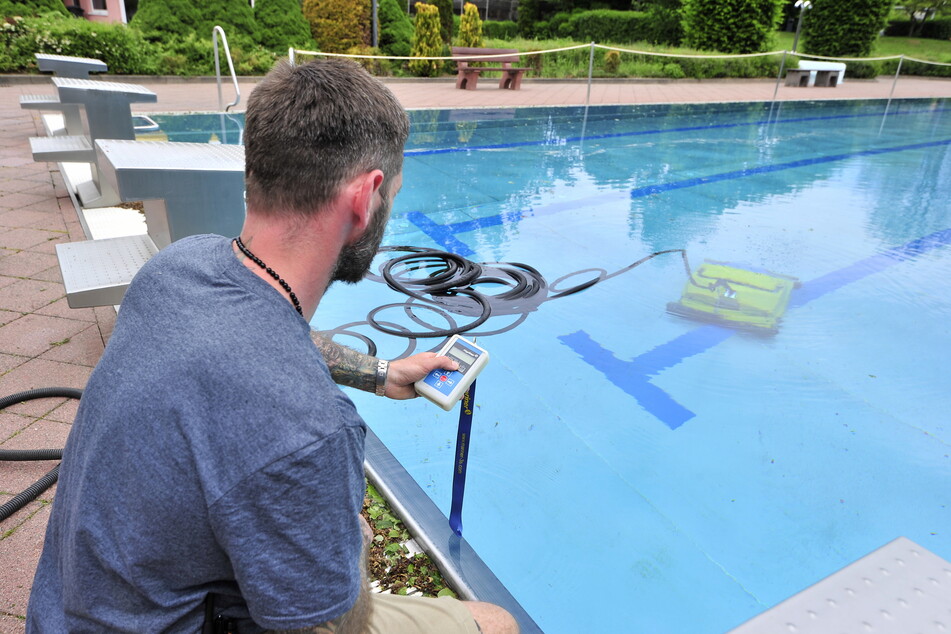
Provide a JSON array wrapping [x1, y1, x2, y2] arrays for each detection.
[[792, 0, 812, 53]]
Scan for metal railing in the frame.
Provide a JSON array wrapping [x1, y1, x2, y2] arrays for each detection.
[[213, 26, 240, 112]]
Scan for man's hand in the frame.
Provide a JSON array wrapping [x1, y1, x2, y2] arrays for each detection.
[[384, 352, 458, 400]]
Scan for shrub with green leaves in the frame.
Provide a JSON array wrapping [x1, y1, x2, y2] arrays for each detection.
[[129, 0, 202, 42], [379, 0, 413, 57], [0, 0, 67, 18], [3, 13, 157, 74], [682, 0, 783, 53], [457, 2, 483, 48], [801, 0, 893, 57], [254, 0, 313, 52], [303, 0, 370, 53], [409, 2, 442, 76]]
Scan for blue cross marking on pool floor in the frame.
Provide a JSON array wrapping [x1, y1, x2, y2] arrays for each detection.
[[560, 227, 951, 430]]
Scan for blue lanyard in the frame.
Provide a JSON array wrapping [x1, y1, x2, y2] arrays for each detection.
[[448, 380, 476, 536]]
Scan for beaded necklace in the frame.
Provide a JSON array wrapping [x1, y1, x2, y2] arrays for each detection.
[[234, 236, 303, 316]]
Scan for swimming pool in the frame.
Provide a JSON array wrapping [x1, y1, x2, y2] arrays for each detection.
[[157, 99, 951, 632]]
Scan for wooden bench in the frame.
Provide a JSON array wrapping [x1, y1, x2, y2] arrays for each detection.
[[451, 47, 530, 91]]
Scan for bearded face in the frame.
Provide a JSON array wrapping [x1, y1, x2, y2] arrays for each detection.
[[330, 184, 393, 285]]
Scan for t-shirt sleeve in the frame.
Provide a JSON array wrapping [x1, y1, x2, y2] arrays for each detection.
[[207, 424, 366, 630]]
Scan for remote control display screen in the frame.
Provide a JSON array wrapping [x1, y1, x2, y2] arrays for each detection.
[[447, 345, 478, 373]]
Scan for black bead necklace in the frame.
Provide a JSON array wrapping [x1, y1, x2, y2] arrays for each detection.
[[234, 236, 303, 316]]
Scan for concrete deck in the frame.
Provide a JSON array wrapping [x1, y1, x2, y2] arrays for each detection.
[[1, 73, 950, 631]]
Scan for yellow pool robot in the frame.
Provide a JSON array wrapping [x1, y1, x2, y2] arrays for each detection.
[[666, 260, 800, 335]]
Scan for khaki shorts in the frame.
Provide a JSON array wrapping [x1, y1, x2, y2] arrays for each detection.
[[366, 592, 481, 634]]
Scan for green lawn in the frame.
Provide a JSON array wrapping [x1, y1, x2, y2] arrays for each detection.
[[773, 31, 951, 62]]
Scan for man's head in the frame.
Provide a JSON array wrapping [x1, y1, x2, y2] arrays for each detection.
[[244, 59, 410, 221]]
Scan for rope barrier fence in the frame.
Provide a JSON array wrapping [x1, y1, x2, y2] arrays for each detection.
[[288, 42, 951, 107]]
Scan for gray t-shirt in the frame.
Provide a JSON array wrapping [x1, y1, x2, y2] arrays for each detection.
[[28, 234, 367, 632]]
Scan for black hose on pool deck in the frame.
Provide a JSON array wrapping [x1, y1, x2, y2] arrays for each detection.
[[0, 387, 82, 523]]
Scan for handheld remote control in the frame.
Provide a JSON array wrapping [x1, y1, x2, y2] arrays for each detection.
[[415, 335, 489, 411]]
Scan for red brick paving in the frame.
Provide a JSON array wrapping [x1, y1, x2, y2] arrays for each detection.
[[0, 70, 949, 630]]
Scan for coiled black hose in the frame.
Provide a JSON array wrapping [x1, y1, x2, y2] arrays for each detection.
[[0, 387, 82, 523]]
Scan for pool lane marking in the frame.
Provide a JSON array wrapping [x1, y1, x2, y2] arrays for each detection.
[[408, 138, 951, 257], [404, 106, 950, 157], [559, 227, 951, 430]]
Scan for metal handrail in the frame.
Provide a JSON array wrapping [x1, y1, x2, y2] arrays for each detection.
[[213, 26, 240, 112]]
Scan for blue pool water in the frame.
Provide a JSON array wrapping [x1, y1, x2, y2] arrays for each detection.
[[157, 99, 951, 632]]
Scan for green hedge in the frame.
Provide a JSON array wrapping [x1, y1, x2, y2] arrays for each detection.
[[0, 0, 67, 18], [563, 10, 650, 43], [379, 0, 414, 57], [885, 18, 951, 39], [1, 13, 156, 73]]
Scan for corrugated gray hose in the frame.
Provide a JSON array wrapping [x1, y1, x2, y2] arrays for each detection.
[[0, 388, 82, 522]]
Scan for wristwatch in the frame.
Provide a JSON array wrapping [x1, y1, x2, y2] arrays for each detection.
[[375, 359, 389, 397]]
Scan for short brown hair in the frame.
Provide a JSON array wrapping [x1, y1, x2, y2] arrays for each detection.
[[244, 59, 410, 217]]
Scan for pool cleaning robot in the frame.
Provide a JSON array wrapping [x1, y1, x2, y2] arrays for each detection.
[[666, 260, 800, 335]]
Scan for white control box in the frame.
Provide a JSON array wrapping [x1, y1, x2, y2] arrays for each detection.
[[415, 335, 489, 411]]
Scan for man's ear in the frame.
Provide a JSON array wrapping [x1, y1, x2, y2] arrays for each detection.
[[346, 169, 385, 241]]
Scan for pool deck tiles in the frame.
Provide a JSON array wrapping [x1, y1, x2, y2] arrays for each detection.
[[1, 73, 950, 632]]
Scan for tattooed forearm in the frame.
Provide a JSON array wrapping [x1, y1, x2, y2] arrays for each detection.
[[310, 331, 378, 393]]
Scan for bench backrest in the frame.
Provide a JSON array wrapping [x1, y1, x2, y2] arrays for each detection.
[[451, 47, 521, 66]]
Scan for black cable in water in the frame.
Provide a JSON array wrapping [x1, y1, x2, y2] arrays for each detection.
[[0, 387, 82, 523], [323, 246, 701, 357]]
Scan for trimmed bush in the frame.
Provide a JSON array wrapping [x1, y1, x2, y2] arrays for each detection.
[[483, 20, 518, 40], [457, 2, 483, 47], [379, 0, 414, 57], [409, 2, 442, 76], [130, 0, 202, 41], [254, 0, 313, 52], [682, 0, 783, 54], [0, 0, 67, 18], [801, 0, 892, 57], [303, 0, 370, 53]]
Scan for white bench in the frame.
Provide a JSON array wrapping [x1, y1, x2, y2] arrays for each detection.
[[797, 60, 846, 87]]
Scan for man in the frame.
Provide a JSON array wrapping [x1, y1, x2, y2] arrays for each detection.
[[27, 59, 519, 634]]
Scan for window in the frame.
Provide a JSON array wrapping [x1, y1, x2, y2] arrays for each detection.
[[91, 0, 107, 11]]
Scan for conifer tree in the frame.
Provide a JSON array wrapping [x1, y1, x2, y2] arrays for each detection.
[[431, 0, 453, 44], [457, 2, 483, 47], [302, 0, 370, 53], [409, 2, 442, 76], [198, 0, 259, 43], [254, 0, 313, 52], [129, 0, 203, 40], [379, 0, 414, 57]]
